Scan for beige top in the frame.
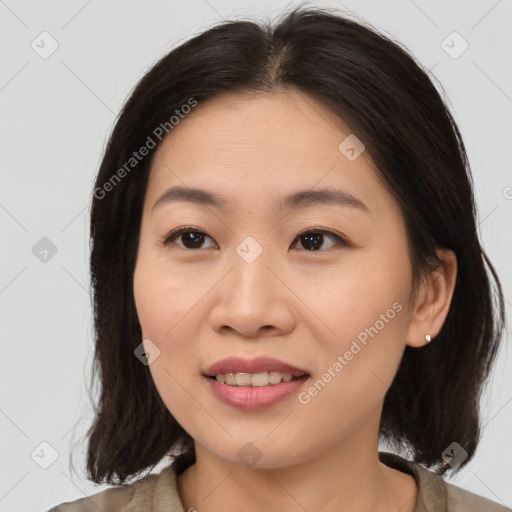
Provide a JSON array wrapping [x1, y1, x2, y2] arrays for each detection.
[[47, 452, 511, 511]]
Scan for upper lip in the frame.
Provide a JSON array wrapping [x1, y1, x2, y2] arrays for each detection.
[[203, 357, 309, 377]]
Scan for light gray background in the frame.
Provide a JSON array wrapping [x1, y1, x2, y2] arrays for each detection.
[[0, 0, 511, 511]]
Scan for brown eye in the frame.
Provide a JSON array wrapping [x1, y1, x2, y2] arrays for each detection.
[[164, 227, 217, 250], [292, 229, 347, 252]]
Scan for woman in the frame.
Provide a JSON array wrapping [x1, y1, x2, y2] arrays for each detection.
[[48, 5, 508, 511]]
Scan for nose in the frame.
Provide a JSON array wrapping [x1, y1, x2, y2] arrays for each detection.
[[208, 243, 296, 339]]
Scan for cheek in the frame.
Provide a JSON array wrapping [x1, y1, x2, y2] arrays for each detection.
[[296, 304, 408, 441], [299, 255, 411, 411], [300, 247, 410, 346], [134, 256, 202, 372], [134, 251, 210, 428], [133, 246, 205, 339]]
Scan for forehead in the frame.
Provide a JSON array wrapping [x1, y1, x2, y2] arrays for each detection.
[[157, 89, 356, 154], [144, 89, 391, 219]]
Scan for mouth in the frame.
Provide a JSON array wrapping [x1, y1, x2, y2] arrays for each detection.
[[202, 357, 311, 410]]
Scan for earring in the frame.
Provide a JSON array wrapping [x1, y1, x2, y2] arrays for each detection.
[[425, 334, 431, 343]]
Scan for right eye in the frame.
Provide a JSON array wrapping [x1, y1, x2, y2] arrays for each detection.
[[162, 227, 217, 250]]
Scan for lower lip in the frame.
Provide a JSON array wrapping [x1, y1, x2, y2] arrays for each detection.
[[204, 375, 309, 410]]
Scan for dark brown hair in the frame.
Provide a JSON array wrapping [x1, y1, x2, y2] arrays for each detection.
[[82, 4, 506, 485]]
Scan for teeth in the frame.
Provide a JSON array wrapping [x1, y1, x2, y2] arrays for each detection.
[[214, 371, 303, 387]]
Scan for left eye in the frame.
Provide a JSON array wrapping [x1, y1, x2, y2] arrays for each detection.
[[292, 229, 347, 251], [163, 227, 347, 252]]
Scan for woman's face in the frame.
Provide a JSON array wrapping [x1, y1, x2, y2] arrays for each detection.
[[133, 89, 422, 468]]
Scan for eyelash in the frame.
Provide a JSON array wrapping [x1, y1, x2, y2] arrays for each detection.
[[161, 226, 349, 252]]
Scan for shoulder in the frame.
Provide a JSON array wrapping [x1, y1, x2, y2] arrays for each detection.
[[443, 479, 511, 512], [46, 464, 185, 512], [379, 451, 511, 512]]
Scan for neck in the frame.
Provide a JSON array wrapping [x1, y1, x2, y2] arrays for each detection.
[[177, 423, 417, 512]]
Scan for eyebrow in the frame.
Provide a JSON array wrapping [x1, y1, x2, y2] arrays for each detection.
[[151, 185, 370, 215]]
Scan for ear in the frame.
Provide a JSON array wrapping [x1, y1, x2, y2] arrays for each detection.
[[405, 248, 458, 347]]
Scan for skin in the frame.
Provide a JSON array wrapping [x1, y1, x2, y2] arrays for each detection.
[[133, 89, 457, 512]]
